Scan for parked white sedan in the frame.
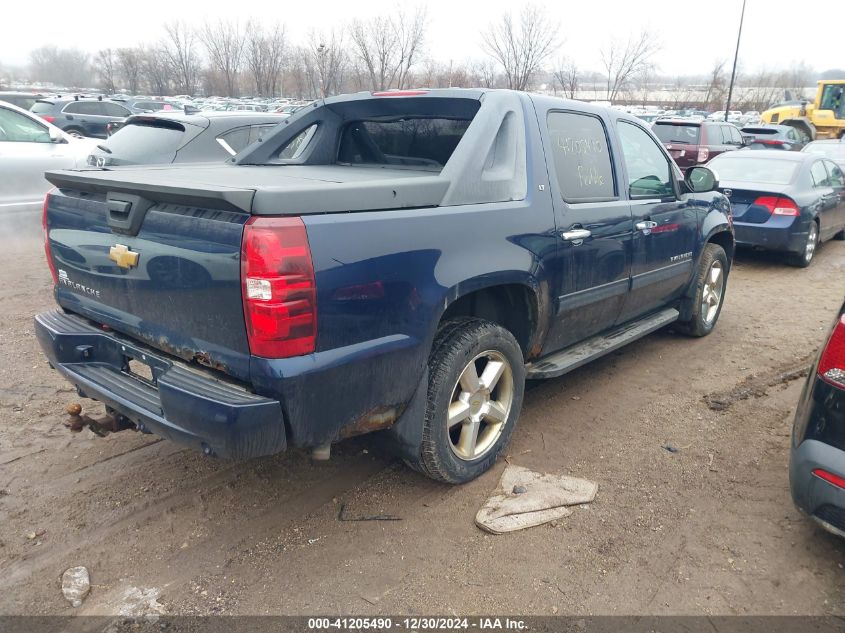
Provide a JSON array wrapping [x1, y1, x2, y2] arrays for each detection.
[[0, 100, 96, 218]]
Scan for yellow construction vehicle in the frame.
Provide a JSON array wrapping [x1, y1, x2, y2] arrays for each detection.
[[761, 80, 845, 140]]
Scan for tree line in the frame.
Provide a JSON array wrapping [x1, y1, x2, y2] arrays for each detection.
[[8, 4, 823, 111]]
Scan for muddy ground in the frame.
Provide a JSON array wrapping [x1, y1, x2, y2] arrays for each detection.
[[1, 225, 844, 617]]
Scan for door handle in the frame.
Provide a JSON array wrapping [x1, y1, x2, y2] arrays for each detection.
[[560, 228, 592, 242], [636, 220, 658, 232]]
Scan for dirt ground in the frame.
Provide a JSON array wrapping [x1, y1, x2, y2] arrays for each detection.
[[1, 224, 844, 618]]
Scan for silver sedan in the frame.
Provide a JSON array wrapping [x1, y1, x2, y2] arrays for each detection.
[[0, 100, 96, 220]]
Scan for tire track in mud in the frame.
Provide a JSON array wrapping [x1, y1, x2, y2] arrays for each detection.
[[0, 457, 256, 588], [0, 445, 396, 596]]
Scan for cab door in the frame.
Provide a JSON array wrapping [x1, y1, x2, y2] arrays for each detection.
[[614, 119, 699, 323], [538, 108, 633, 353]]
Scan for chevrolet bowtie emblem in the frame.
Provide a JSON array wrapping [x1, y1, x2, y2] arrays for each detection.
[[109, 244, 140, 269]]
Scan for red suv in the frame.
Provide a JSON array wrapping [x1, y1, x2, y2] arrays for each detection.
[[652, 120, 744, 168]]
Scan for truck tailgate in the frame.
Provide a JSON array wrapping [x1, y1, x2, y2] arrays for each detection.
[[45, 187, 252, 381]]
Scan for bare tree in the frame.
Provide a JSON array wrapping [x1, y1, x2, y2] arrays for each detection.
[[394, 7, 427, 90], [200, 20, 245, 97], [29, 46, 92, 88], [350, 7, 427, 92], [116, 48, 142, 94], [600, 30, 661, 102], [305, 31, 347, 98], [482, 5, 559, 91], [95, 48, 118, 94], [554, 58, 579, 99], [245, 21, 287, 97], [703, 60, 727, 111], [141, 47, 171, 96], [162, 21, 200, 94]]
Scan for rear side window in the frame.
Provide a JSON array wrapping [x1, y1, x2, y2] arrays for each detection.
[[101, 122, 187, 164], [546, 111, 615, 201], [653, 123, 700, 145], [811, 161, 830, 187], [65, 101, 103, 115], [277, 124, 317, 160], [218, 124, 278, 155], [337, 118, 471, 169], [826, 161, 845, 187], [102, 102, 130, 117]]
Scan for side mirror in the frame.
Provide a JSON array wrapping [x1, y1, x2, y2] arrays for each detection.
[[49, 127, 66, 144], [685, 166, 718, 193]]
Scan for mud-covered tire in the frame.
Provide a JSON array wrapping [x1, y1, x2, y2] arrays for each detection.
[[786, 220, 819, 268], [675, 243, 728, 338], [407, 318, 525, 484]]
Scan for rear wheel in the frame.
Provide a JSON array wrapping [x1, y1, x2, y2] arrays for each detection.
[[408, 318, 525, 484], [64, 127, 85, 139], [675, 243, 728, 337], [787, 221, 819, 267]]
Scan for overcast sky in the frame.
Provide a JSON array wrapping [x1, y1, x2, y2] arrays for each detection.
[[1, 0, 825, 77]]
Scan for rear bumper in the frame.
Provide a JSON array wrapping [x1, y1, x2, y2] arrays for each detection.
[[733, 218, 806, 253], [789, 439, 845, 538], [35, 310, 286, 459]]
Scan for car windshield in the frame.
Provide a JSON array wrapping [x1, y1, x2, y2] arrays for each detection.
[[709, 156, 799, 184], [653, 123, 700, 144], [95, 120, 188, 164]]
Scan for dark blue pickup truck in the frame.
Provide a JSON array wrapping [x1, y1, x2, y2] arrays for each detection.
[[36, 89, 734, 483]]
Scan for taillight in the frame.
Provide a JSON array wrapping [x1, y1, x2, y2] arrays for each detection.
[[43, 190, 58, 284], [818, 315, 845, 388], [697, 147, 709, 163], [752, 196, 800, 216], [757, 139, 786, 146], [813, 468, 845, 490], [241, 216, 317, 358], [41, 116, 56, 124]]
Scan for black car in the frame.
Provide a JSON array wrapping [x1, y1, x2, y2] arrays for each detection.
[[740, 124, 808, 151], [0, 91, 43, 110], [707, 150, 845, 266], [86, 110, 286, 166], [791, 297, 845, 538], [112, 97, 182, 113], [30, 96, 134, 139]]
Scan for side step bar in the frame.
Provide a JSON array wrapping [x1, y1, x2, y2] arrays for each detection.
[[525, 308, 679, 379]]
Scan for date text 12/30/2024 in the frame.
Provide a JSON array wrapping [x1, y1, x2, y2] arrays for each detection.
[[307, 617, 528, 630]]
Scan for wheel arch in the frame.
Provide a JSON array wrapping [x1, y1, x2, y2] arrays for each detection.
[[705, 229, 735, 271], [437, 276, 546, 361]]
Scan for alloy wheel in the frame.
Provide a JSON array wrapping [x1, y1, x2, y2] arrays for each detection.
[[447, 350, 514, 461]]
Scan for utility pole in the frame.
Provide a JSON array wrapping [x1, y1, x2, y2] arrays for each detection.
[[724, 0, 746, 121]]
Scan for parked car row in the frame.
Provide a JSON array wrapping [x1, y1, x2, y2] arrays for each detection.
[[4, 86, 845, 542]]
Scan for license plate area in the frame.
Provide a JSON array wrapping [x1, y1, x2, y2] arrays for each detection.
[[121, 352, 164, 387]]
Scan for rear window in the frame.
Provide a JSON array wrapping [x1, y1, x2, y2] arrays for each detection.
[[742, 127, 778, 136], [709, 156, 799, 185], [337, 118, 472, 169], [805, 143, 845, 159], [653, 123, 700, 144], [30, 101, 55, 114], [99, 121, 187, 164]]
